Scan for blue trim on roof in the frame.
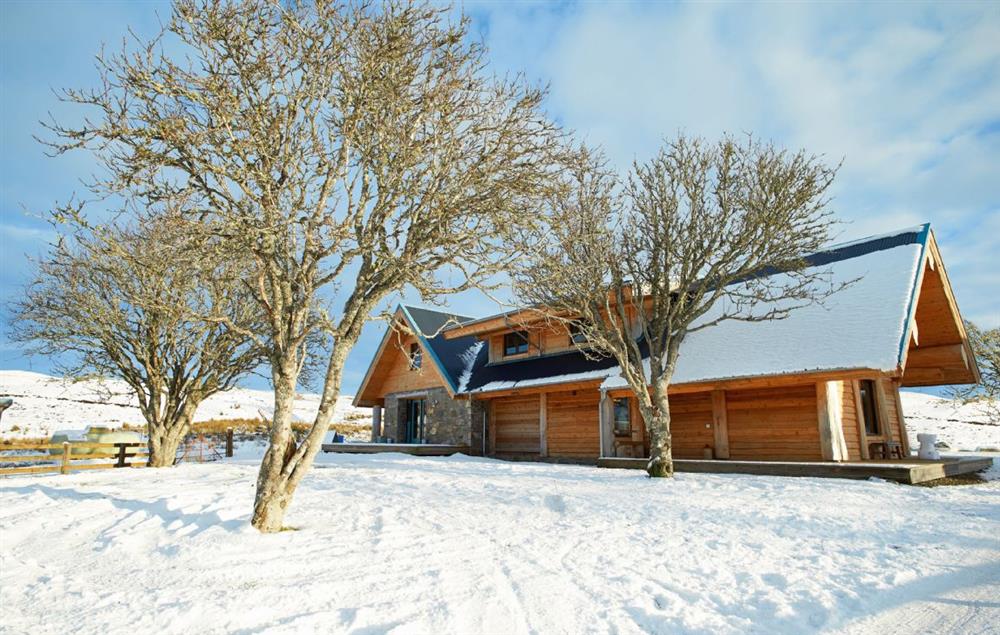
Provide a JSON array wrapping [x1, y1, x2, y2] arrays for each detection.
[[399, 305, 459, 394], [461, 225, 930, 394], [895, 223, 932, 366], [398, 305, 486, 395]]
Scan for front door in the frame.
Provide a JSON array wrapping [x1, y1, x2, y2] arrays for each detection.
[[405, 399, 425, 443]]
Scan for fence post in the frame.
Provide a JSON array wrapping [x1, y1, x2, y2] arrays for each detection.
[[226, 428, 234, 458], [60, 442, 70, 475], [115, 443, 128, 468]]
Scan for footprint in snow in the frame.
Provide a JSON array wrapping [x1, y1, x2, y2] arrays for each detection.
[[543, 494, 566, 513]]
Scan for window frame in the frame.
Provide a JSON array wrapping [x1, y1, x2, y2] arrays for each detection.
[[612, 397, 631, 437], [568, 323, 588, 346], [409, 342, 422, 371], [858, 379, 880, 436], [503, 330, 530, 357]]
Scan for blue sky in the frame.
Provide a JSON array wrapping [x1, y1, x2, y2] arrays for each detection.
[[2, 1, 998, 394]]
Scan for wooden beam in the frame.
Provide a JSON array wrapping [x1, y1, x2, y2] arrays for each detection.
[[539, 393, 548, 458], [488, 400, 496, 457], [891, 379, 911, 457], [851, 380, 870, 460], [371, 406, 382, 442], [874, 379, 894, 444], [468, 368, 896, 401], [711, 390, 730, 459], [598, 391, 614, 458], [816, 381, 848, 461]]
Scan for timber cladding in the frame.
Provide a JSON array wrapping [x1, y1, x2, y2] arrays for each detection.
[[725, 384, 823, 461], [840, 381, 863, 460], [546, 390, 600, 458], [491, 394, 541, 454], [669, 392, 715, 459]]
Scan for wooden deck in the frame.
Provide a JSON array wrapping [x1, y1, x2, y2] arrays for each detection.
[[596, 456, 993, 484], [321, 443, 469, 456]]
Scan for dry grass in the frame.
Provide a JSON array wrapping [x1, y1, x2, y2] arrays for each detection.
[[1, 417, 372, 447]]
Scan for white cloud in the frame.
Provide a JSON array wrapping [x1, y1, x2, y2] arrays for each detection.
[[474, 1, 1000, 329]]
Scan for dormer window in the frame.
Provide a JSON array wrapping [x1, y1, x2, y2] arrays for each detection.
[[503, 331, 530, 357], [568, 323, 588, 345], [409, 342, 422, 370]]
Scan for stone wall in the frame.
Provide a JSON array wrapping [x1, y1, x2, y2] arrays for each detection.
[[381, 387, 478, 450]]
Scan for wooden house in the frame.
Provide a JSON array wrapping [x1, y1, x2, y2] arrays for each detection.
[[353, 225, 980, 465]]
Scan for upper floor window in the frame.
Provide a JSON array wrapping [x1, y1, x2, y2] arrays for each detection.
[[503, 331, 530, 357], [568, 323, 588, 345], [859, 379, 880, 436], [613, 397, 631, 436], [409, 342, 422, 371]]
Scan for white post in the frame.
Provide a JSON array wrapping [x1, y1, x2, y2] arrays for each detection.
[[371, 405, 382, 442]]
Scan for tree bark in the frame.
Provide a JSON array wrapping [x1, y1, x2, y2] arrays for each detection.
[[646, 379, 674, 478], [251, 364, 300, 532], [146, 412, 194, 467], [251, 342, 352, 532]]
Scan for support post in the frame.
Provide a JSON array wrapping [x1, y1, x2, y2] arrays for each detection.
[[539, 393, 548, 458], [115, 443, 128, 468], [598, 390, 614, 458], [371, 405, 382, 442], [851, 381, 870, 460], [711, 390, 730, 459], [226, 427, 234, 457], [874, 379, 894, 445], [816, 381, 848, 462], [60, 442, 70, 475], [891, 380, 911, 457]]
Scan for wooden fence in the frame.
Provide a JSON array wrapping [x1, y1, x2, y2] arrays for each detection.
[[0, 441, 148, 477]]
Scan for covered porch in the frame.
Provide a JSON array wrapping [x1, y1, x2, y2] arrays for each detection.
[[595, 455, 994, 485]]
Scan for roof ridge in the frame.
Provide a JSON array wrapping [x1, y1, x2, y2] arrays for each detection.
[[400, 304, 476, 322]]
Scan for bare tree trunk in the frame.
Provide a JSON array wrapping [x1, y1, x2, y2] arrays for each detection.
[[251, 345, 351, 533], [252, 364, 300, 532], [646, 379, 674, 478], [146, 403, 198, 467]]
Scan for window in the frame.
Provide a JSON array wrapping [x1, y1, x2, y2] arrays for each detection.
[[503, 331, 530, 357], [859, 380, 880, 436], [568, 323, 588, 345], [409, 342, 422, 371], [613, 397, 631, 436]]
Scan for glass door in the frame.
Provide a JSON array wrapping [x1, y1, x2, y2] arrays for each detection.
[[405, 399, 425, 443]]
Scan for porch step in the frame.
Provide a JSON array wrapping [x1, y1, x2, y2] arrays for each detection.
[[321, 443, 469, 456], [595, 456, 994, 484]]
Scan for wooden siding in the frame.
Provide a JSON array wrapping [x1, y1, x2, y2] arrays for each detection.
[[840, 381, 863, 460], [492, 395, 540, 454], [880, 378, 905, 444], [726, 384, 823, 461], [368, 335, 444, 398], [546, 390, 600, 458], [670, 392, 715, 459], [903, 241, 977, 386], [487, 324, 580, 363]]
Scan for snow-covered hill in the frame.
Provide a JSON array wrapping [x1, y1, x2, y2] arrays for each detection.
[[900, 391, 998, 452], [0, 370, 371, 438], [1, 370, 996, 451]]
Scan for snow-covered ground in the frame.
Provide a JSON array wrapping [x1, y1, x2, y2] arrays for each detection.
[[0, 370, 371, 439], [1, 370, 998, 633], [901, 391, 999, 452], [1, 453, 997, 634]]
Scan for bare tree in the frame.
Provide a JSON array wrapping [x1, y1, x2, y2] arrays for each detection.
[[43, 0, 565, 530], [515, 135, 845, 477], [11, 205, 265, 466], [949, 321, 999, 424]]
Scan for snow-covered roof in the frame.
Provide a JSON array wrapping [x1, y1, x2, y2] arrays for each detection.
[[460, 224, 931, 394]]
